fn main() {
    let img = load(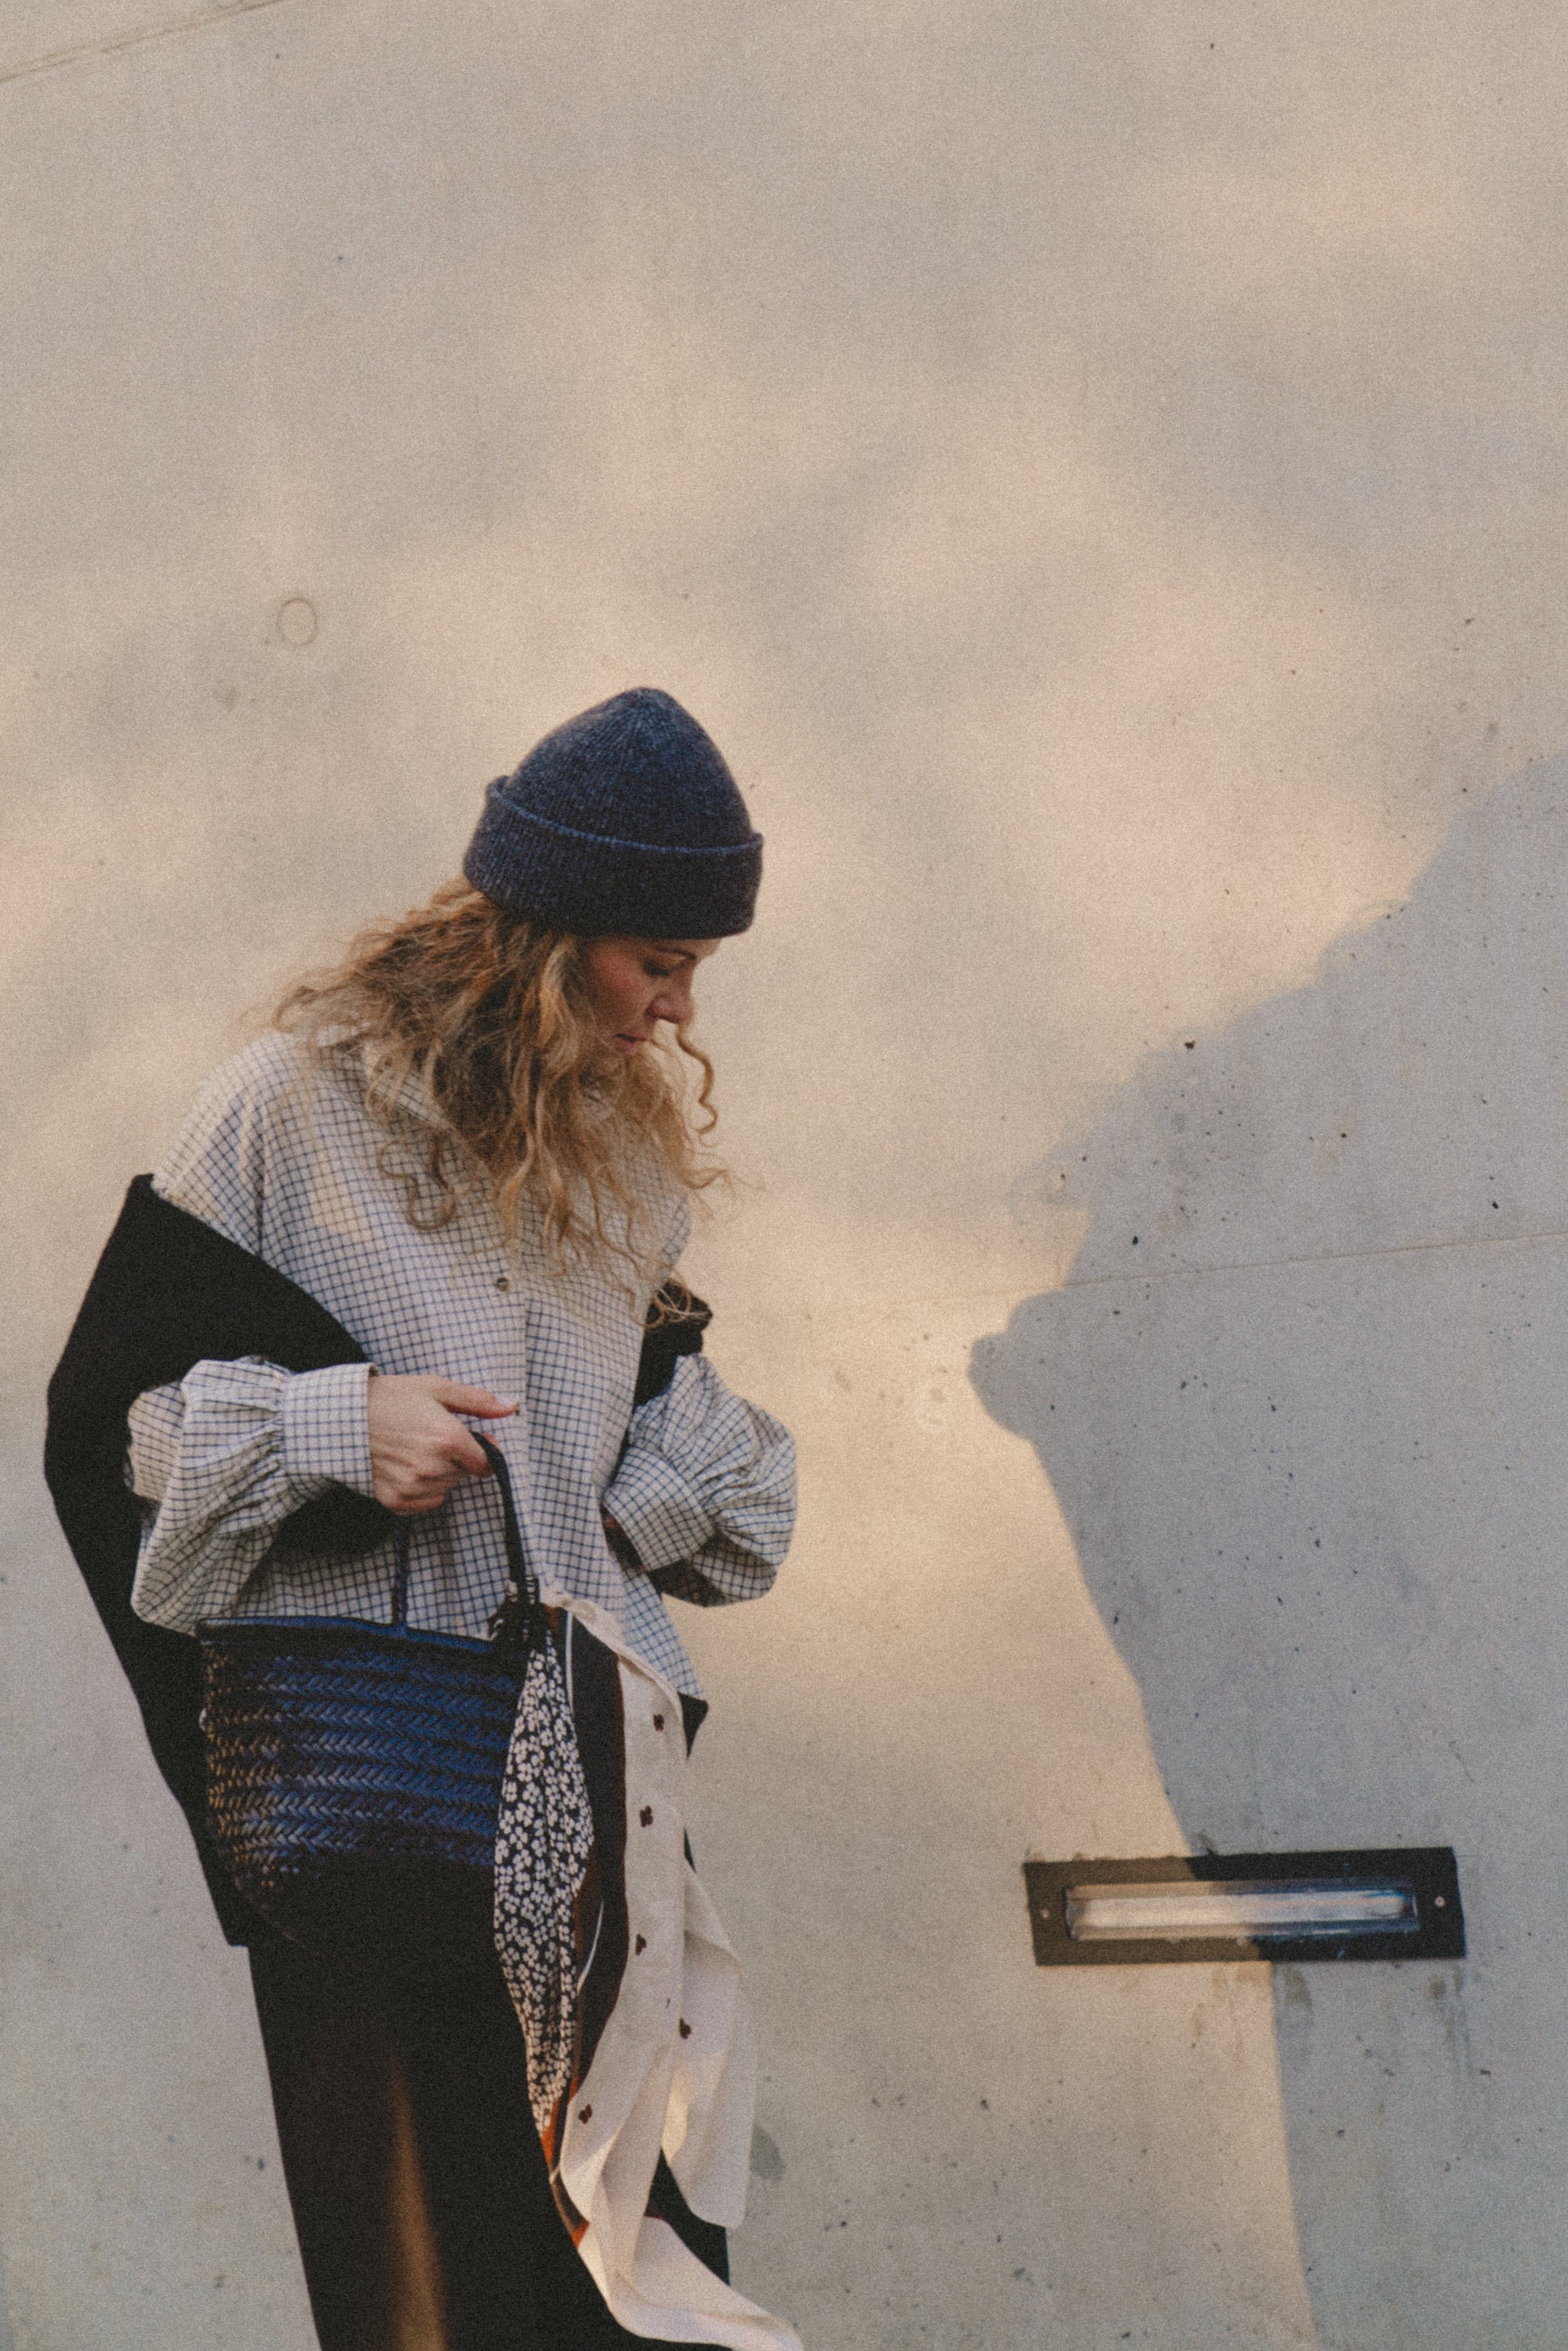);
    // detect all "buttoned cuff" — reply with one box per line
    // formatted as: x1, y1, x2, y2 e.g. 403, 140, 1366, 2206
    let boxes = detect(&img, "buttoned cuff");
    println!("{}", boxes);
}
603, 1447, 714, 1572
277, 1362, 376, 1499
